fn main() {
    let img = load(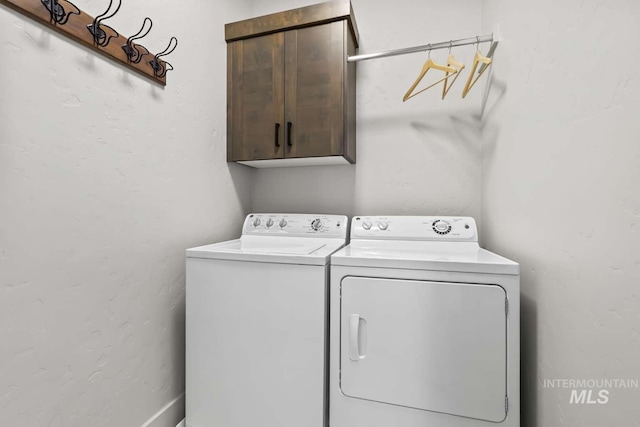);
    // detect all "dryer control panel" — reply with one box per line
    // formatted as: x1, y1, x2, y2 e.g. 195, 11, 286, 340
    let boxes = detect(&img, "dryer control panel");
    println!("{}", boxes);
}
242, 213, 348, 238
351, 216, 477, 242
